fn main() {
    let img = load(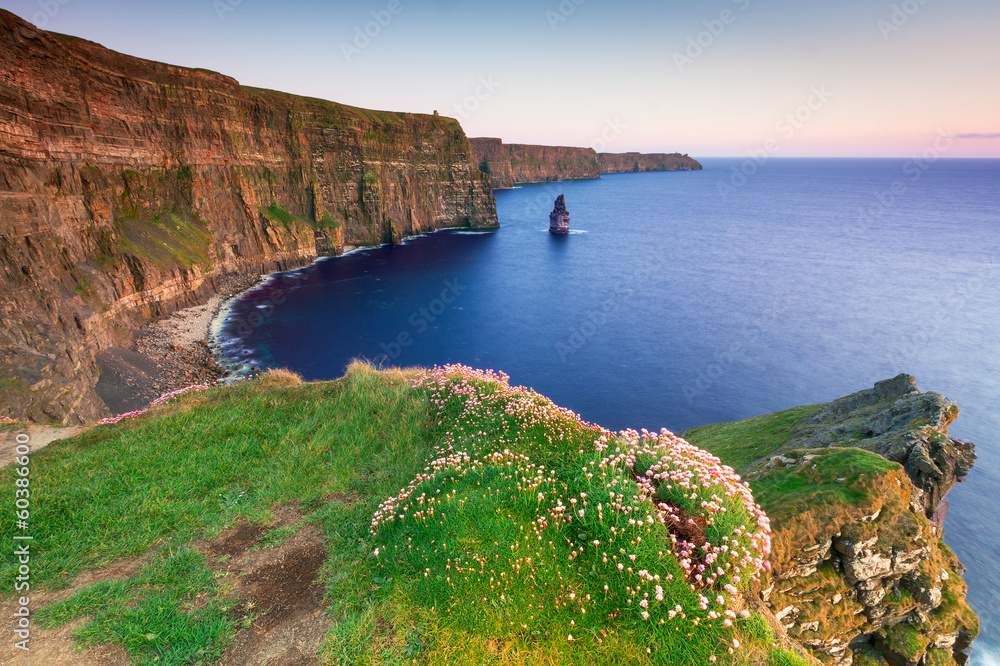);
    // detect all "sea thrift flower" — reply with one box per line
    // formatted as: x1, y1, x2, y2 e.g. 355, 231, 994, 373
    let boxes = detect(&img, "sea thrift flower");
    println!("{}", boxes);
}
369, 364, 773, 651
